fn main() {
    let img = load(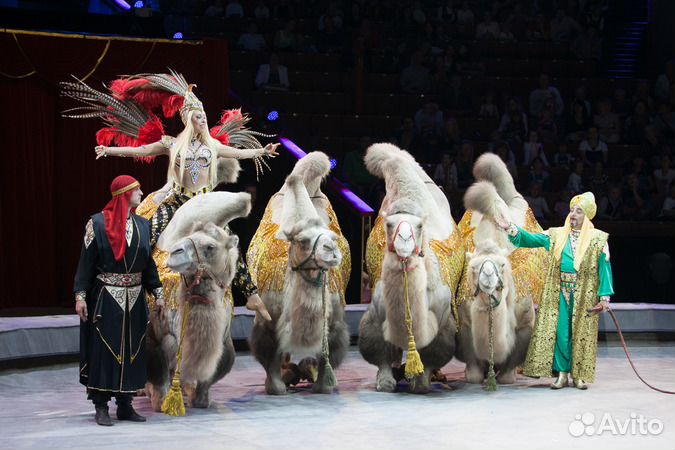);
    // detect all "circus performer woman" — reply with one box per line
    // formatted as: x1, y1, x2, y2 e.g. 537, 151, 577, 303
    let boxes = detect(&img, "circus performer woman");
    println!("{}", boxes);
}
61, 71, 277, 319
